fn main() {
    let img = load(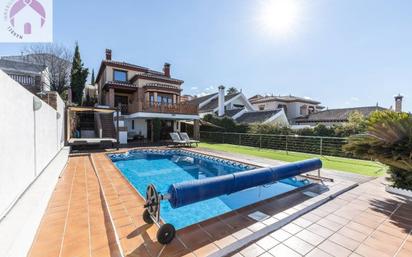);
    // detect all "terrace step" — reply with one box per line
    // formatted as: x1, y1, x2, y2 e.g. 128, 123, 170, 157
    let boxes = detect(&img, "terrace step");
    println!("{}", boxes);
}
100, 113, 115, 138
